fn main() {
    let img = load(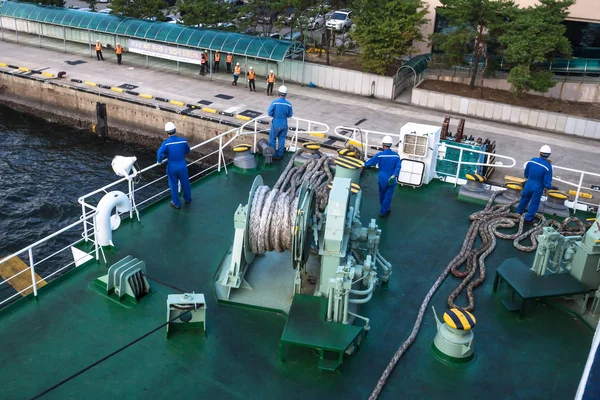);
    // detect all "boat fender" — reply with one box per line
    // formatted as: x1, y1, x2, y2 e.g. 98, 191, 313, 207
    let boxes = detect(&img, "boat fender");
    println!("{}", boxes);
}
96, 191, 131, 247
